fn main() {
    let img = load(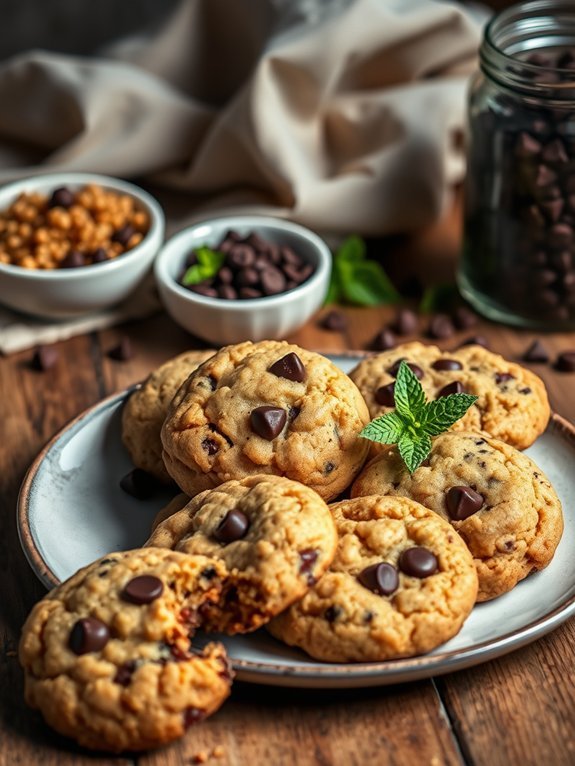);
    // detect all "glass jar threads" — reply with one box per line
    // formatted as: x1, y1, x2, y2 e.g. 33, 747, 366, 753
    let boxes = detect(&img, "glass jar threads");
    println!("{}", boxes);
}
459, 0, 575, 329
